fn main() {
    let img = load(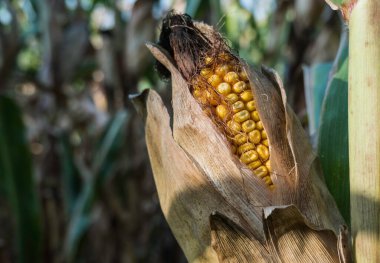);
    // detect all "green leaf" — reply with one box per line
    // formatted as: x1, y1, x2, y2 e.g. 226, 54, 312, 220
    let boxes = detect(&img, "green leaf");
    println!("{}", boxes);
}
303, 62, 333, 137
0, 96, 42, 263
59, 133, 83, 215
317, 32, 350, 224
65, 110, 128, 262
